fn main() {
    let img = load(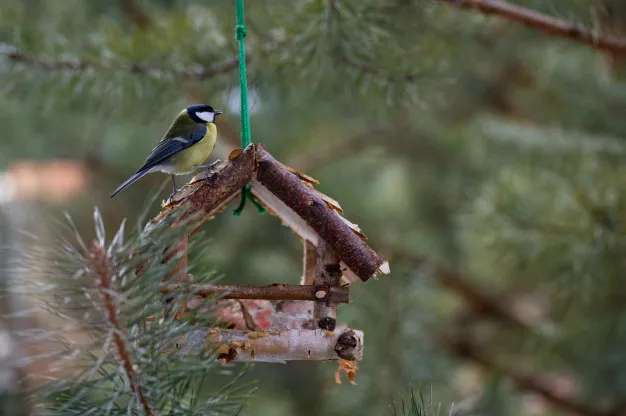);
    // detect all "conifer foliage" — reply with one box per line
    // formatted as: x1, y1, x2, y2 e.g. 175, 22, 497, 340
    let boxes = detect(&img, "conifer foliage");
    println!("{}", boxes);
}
9, 209, 251, 415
